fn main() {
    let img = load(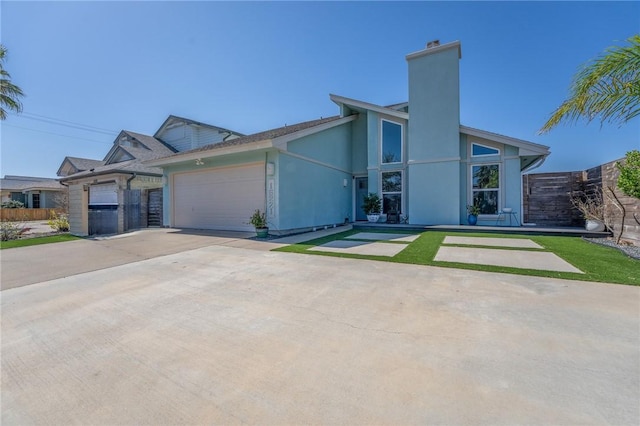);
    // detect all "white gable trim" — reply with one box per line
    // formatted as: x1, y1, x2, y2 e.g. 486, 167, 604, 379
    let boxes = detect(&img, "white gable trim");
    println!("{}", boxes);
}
272, 115, 357, 149
460, 125, 550, 156
330, 94, 409, 120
